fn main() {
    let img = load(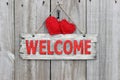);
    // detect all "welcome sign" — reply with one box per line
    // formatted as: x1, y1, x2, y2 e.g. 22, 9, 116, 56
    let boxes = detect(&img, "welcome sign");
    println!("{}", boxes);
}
20, 34, 97, 60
